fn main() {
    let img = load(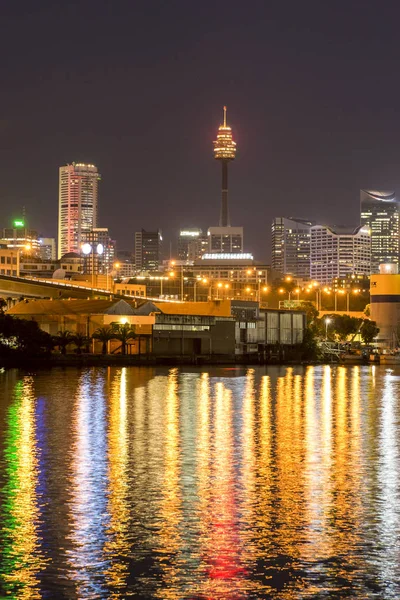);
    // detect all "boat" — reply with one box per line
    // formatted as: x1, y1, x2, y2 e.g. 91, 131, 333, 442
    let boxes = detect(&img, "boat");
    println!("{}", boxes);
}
379, 354, 400, 365
340, 352, 366, 364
